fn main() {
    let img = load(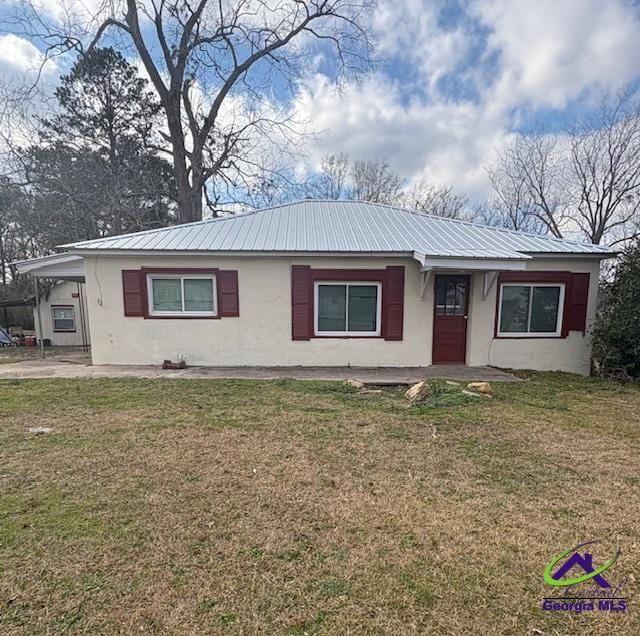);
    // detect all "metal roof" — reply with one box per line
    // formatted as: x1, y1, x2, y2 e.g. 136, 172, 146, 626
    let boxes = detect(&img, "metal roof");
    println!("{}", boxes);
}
62, 200, 614, 258
12, 253, 86, 280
